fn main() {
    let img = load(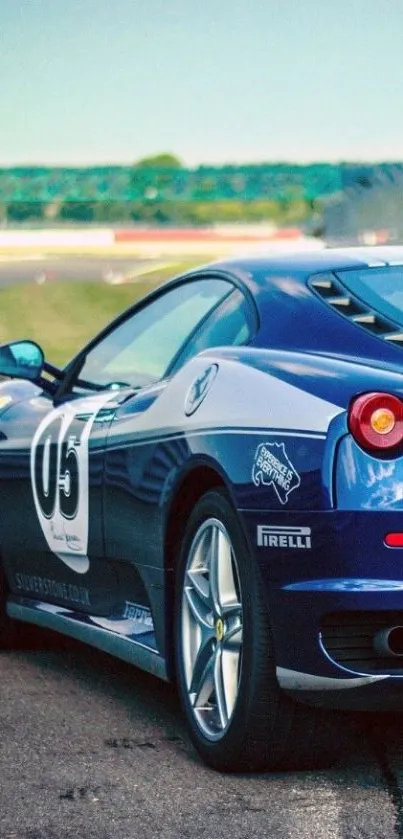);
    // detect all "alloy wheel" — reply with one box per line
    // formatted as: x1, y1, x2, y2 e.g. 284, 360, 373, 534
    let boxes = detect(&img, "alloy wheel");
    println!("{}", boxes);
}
180, 517, 243, 740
